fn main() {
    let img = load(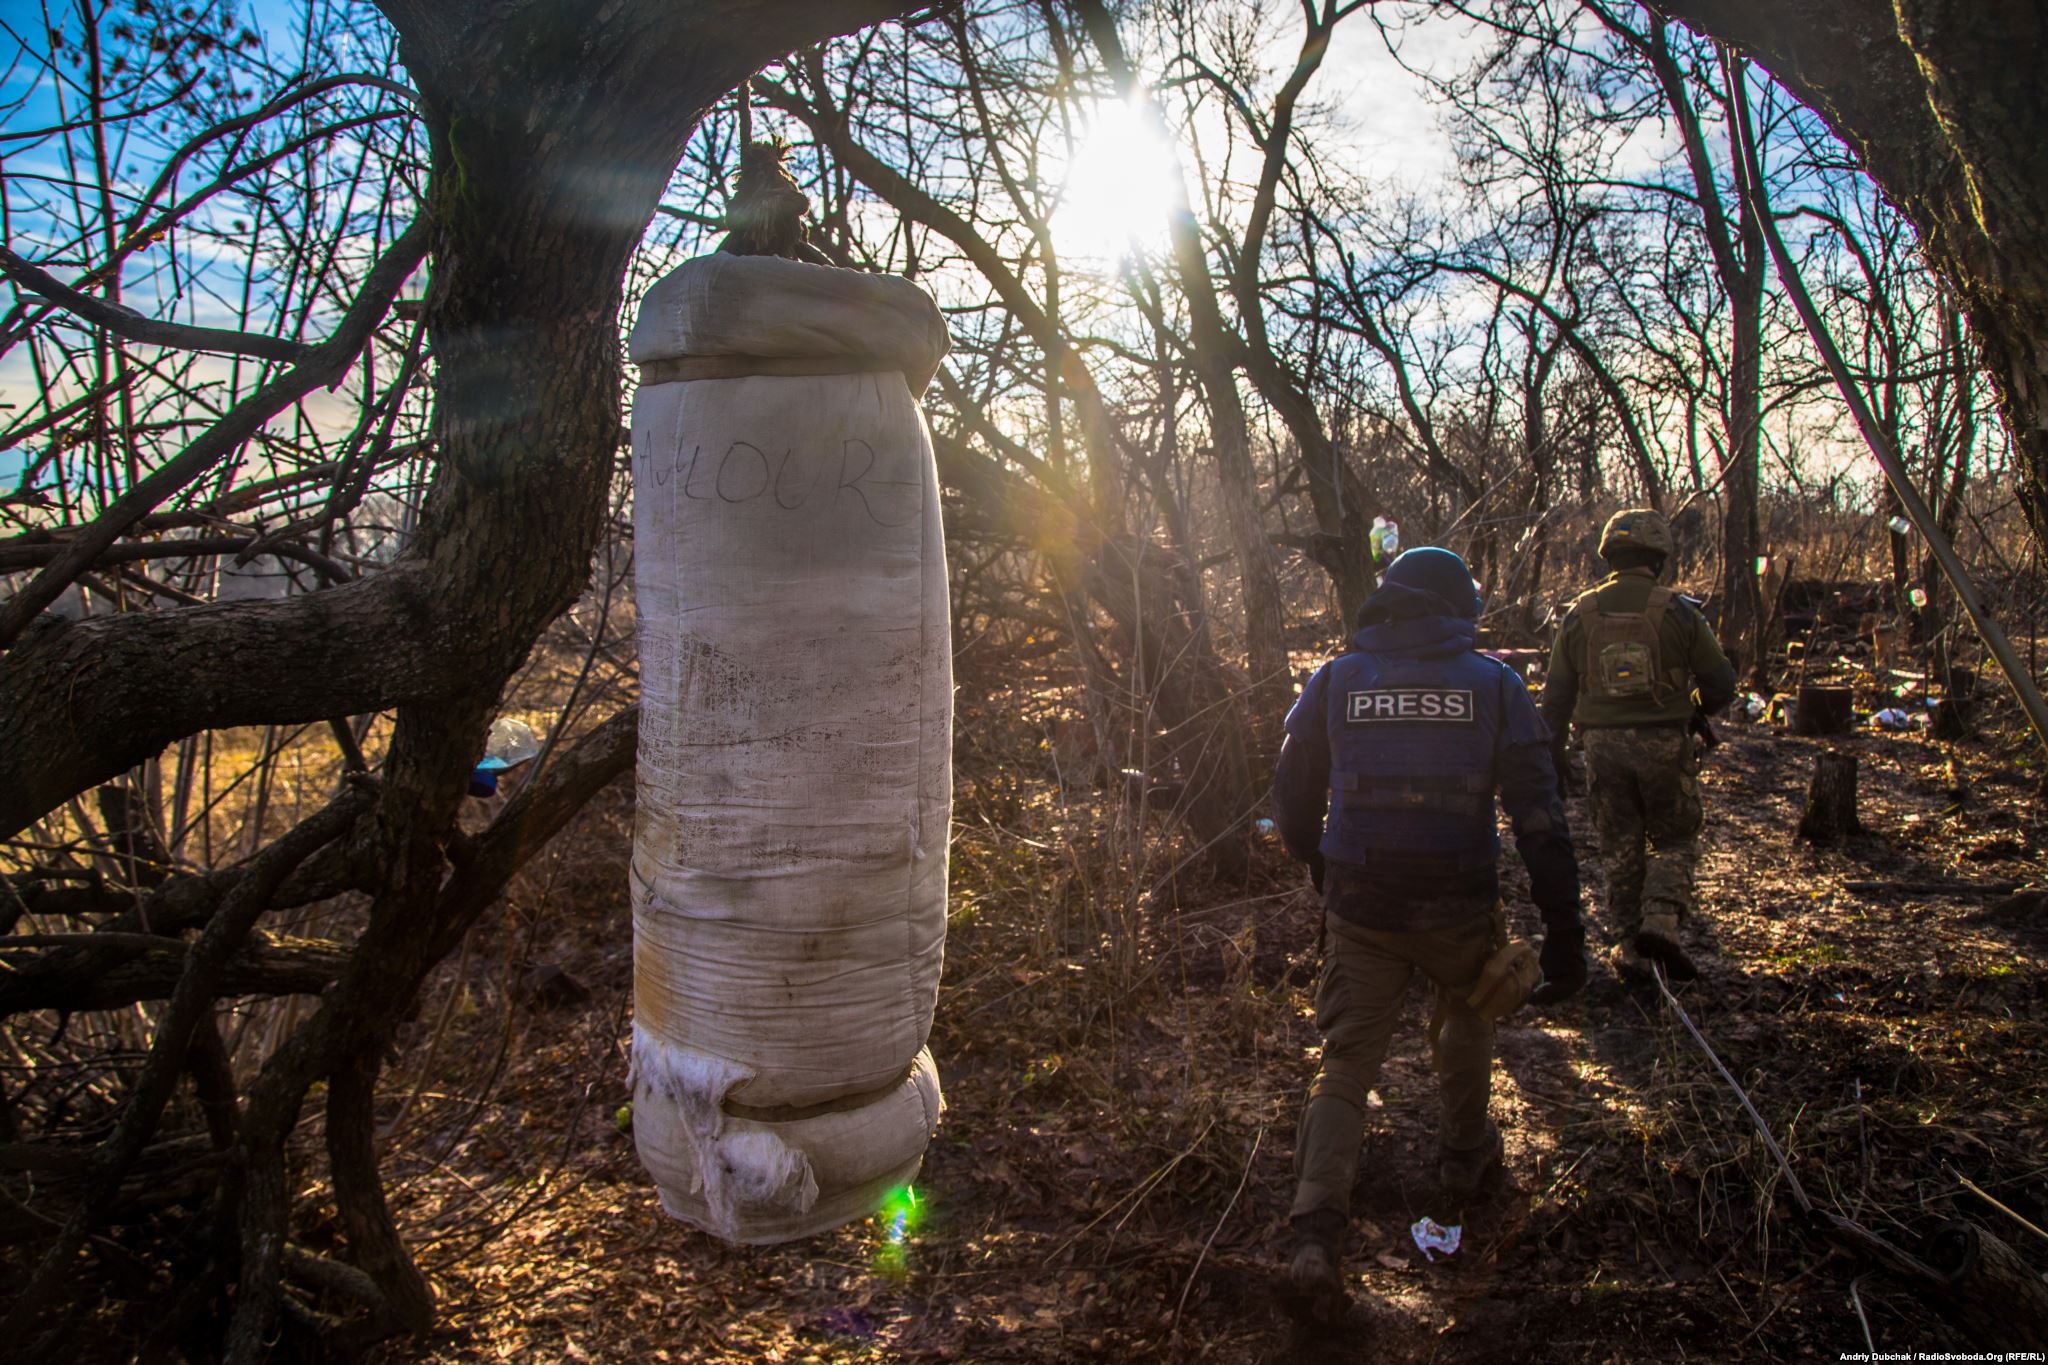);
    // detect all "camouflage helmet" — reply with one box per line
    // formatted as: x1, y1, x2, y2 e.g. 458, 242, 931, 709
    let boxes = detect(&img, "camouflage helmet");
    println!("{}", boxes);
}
1597, 508, 1672, 560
